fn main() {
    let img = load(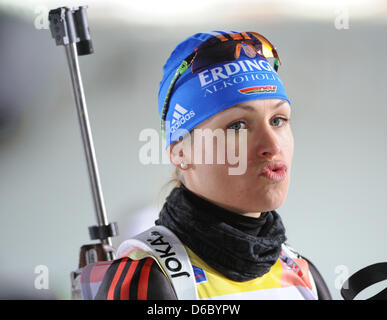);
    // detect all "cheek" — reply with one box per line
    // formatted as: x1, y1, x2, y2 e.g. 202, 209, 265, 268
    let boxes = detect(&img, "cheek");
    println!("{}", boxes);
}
282, 130, 295, 162
192, 136, 230, 178
224, 131, 248, 163
198, 132, 231, 164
